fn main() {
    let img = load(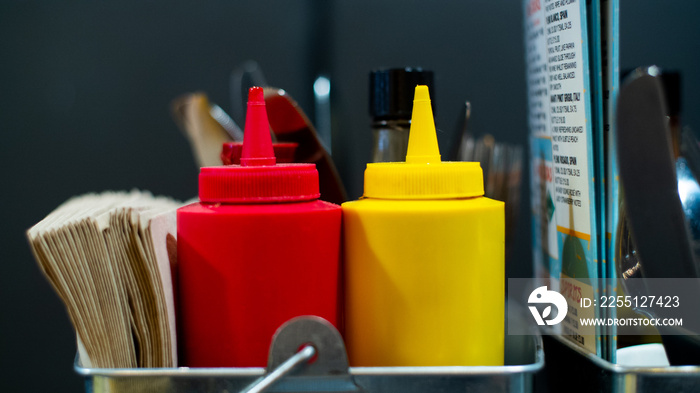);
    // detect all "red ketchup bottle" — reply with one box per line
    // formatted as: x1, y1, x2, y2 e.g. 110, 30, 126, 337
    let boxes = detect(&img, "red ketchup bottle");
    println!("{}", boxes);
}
177, 87, 342, 367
